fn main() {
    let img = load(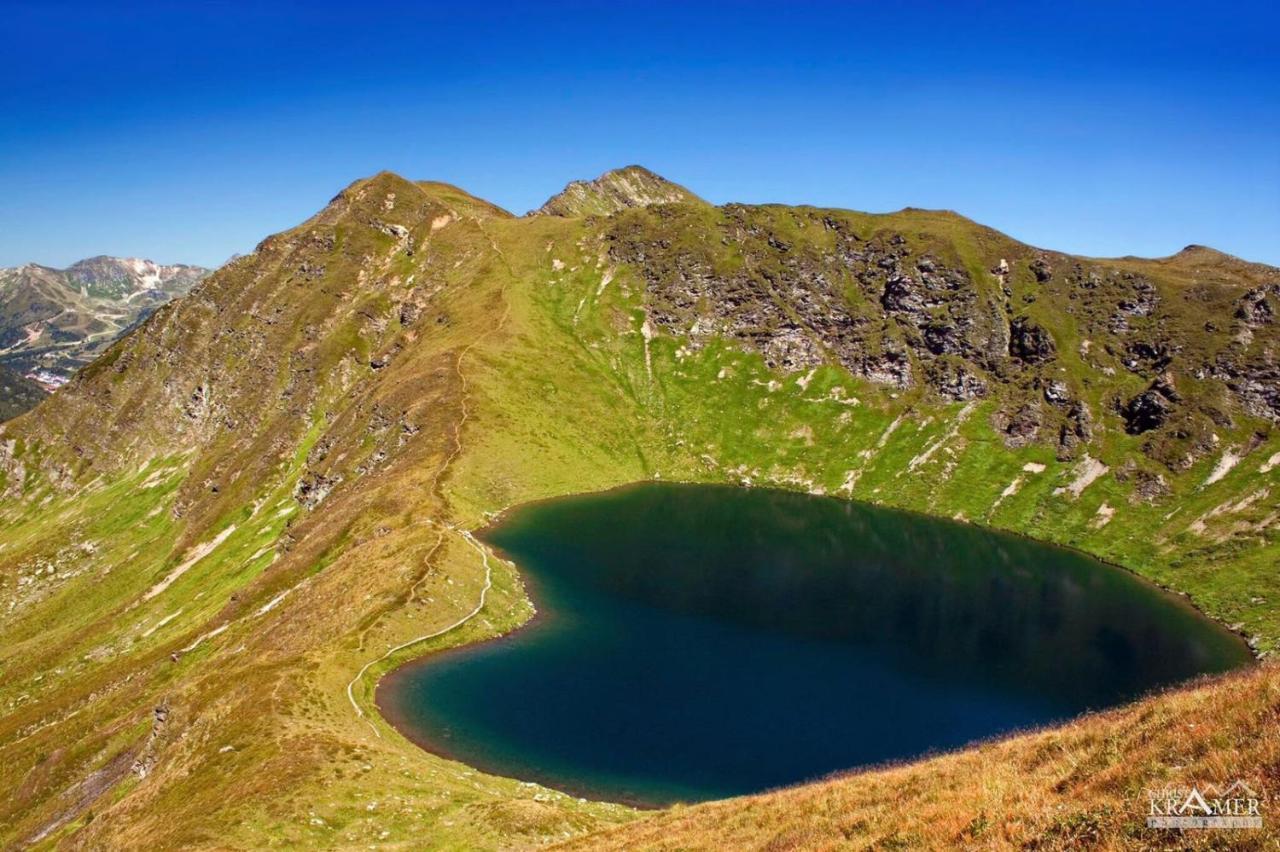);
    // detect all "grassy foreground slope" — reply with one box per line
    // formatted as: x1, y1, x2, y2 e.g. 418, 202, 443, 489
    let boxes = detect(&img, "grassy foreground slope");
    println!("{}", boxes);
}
0, 365, 46, 420
0, 169, 1276, 849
